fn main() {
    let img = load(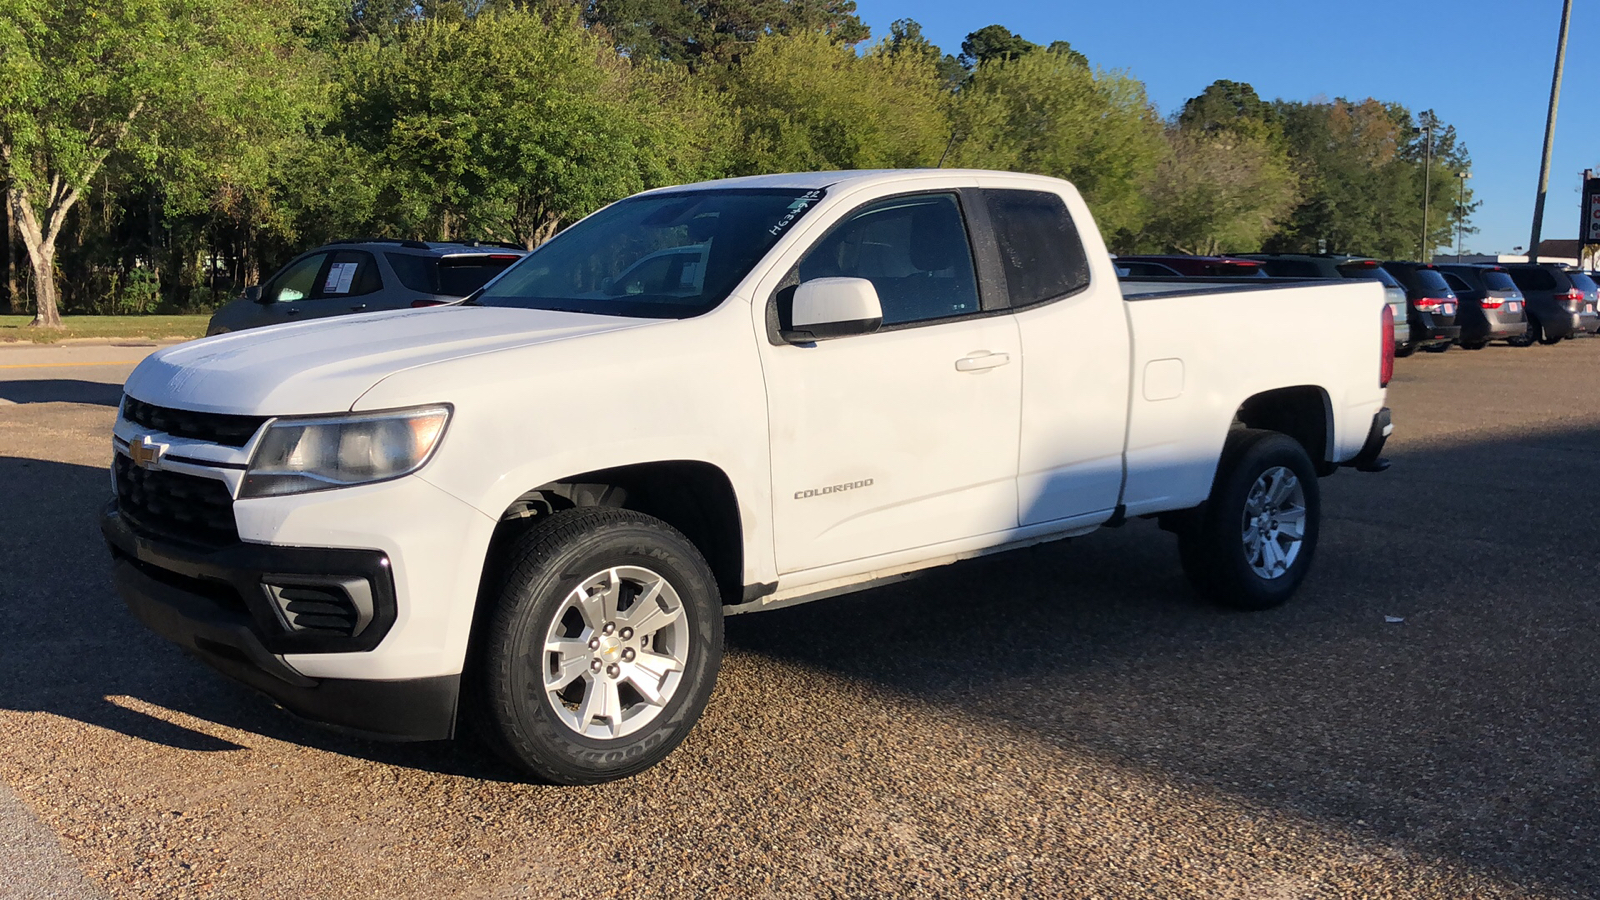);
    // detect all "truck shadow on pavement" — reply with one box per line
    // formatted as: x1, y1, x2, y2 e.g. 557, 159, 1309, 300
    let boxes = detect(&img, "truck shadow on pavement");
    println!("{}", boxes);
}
0, 455, 520, 782
0, 379, 123, 407
2, 421, 1598, 892
724, 422, 1600, 896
